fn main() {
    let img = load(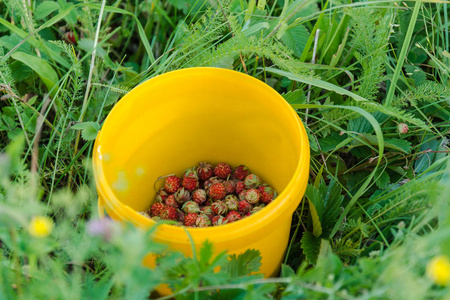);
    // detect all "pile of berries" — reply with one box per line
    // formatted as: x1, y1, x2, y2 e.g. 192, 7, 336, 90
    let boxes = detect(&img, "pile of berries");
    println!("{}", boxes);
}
141, 162, 277, 228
